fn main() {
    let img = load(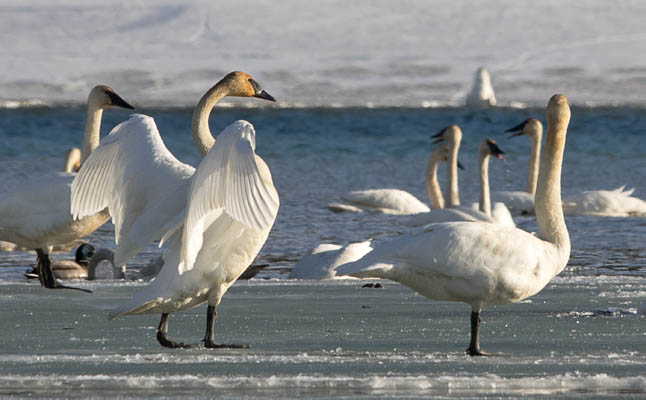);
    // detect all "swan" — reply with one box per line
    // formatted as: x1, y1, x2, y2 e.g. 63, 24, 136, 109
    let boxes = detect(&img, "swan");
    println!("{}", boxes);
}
63, 148, 82, 173
337, 94, 572, 356
492, 118, 543, 216
328, 190, 429, 215
406, 127, 512, 226
465, 67, 496, 107
0, 85, 133, 291
562, 186, 646, 216
288, 240, 373, 280
71, 71, 279, 348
